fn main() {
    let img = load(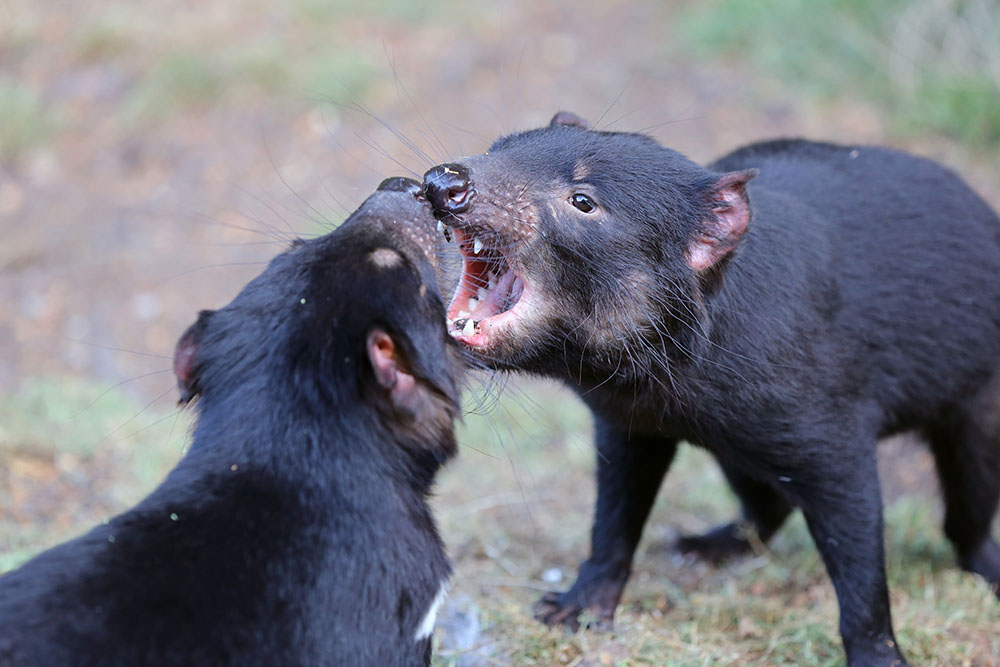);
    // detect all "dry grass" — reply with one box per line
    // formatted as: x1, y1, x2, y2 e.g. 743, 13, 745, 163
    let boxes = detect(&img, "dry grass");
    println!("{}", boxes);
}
428, 378, 1000, 665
